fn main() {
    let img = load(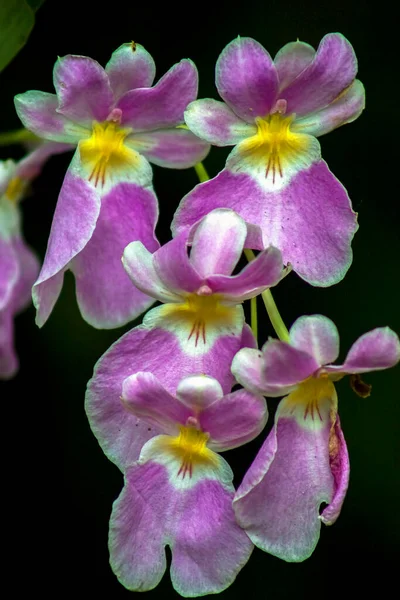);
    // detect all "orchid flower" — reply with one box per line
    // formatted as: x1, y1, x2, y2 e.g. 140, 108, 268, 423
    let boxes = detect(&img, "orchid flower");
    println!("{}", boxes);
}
109, 372, 267, 596
231, 315, 400, 561
85, 208, 285, 470
173, 33, 364, 286
14, 42, 209, 328
0, 142, 69, 377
